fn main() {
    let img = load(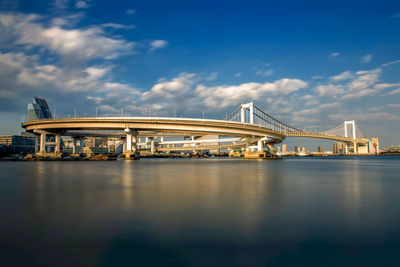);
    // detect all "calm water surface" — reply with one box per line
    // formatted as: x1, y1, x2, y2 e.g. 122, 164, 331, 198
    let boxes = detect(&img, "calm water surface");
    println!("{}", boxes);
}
0, 156, 399, 266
